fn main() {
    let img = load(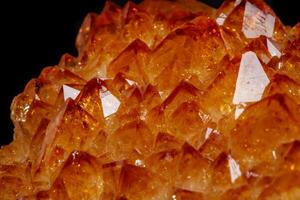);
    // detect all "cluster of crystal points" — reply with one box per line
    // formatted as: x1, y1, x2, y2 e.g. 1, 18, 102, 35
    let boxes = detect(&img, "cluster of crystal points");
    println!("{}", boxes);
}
1, 0, 300, 199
